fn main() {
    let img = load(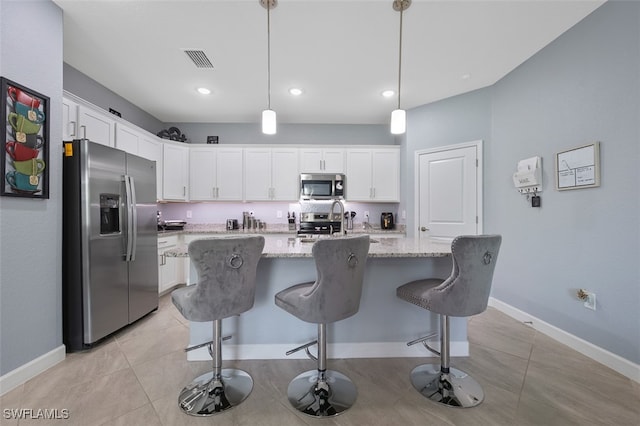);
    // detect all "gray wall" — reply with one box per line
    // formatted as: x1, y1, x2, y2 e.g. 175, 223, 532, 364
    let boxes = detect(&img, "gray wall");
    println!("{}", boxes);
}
0, 0, 63, 375
63, 63, 164, 135
163, 122, 397, 146
402, 87, 493, 235
404, 1, 639, 363
488, 1, 639, 363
